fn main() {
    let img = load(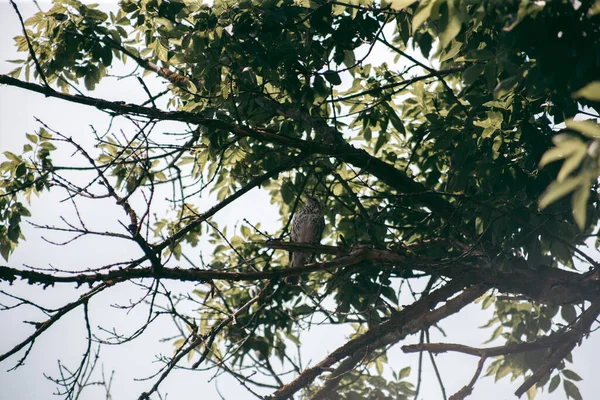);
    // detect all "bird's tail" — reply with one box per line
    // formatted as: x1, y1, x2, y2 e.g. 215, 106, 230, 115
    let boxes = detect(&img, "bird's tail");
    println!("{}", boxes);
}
291, 252, 309, 269
286, 252, 309, 285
